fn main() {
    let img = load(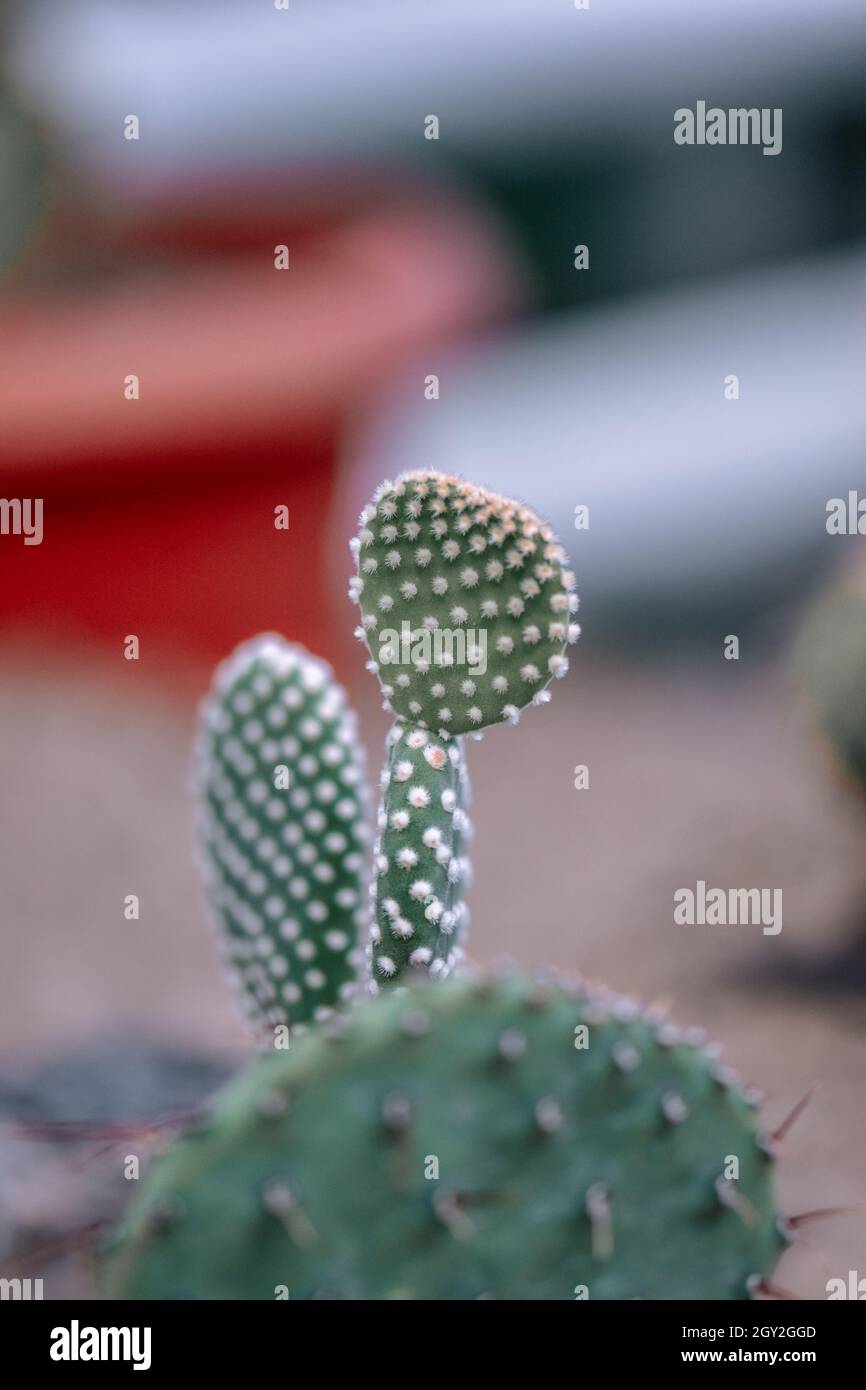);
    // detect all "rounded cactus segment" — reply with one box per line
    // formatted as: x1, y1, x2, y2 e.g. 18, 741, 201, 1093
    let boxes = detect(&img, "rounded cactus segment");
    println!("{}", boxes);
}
350, 471, 579, 735
104, 975, 782, 1300
195, 634, 369, 1035
369, 724, 471, 988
